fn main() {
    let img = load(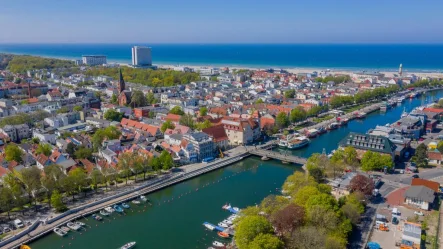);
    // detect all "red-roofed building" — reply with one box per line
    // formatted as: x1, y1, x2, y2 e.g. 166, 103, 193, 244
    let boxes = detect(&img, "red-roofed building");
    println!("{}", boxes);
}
411, 178, 440, 192
428, 150, 442, 165
202, 124, 229, 150
165, 113, 181, 124
120, 118, 162, 140
260, 114, 275, 130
